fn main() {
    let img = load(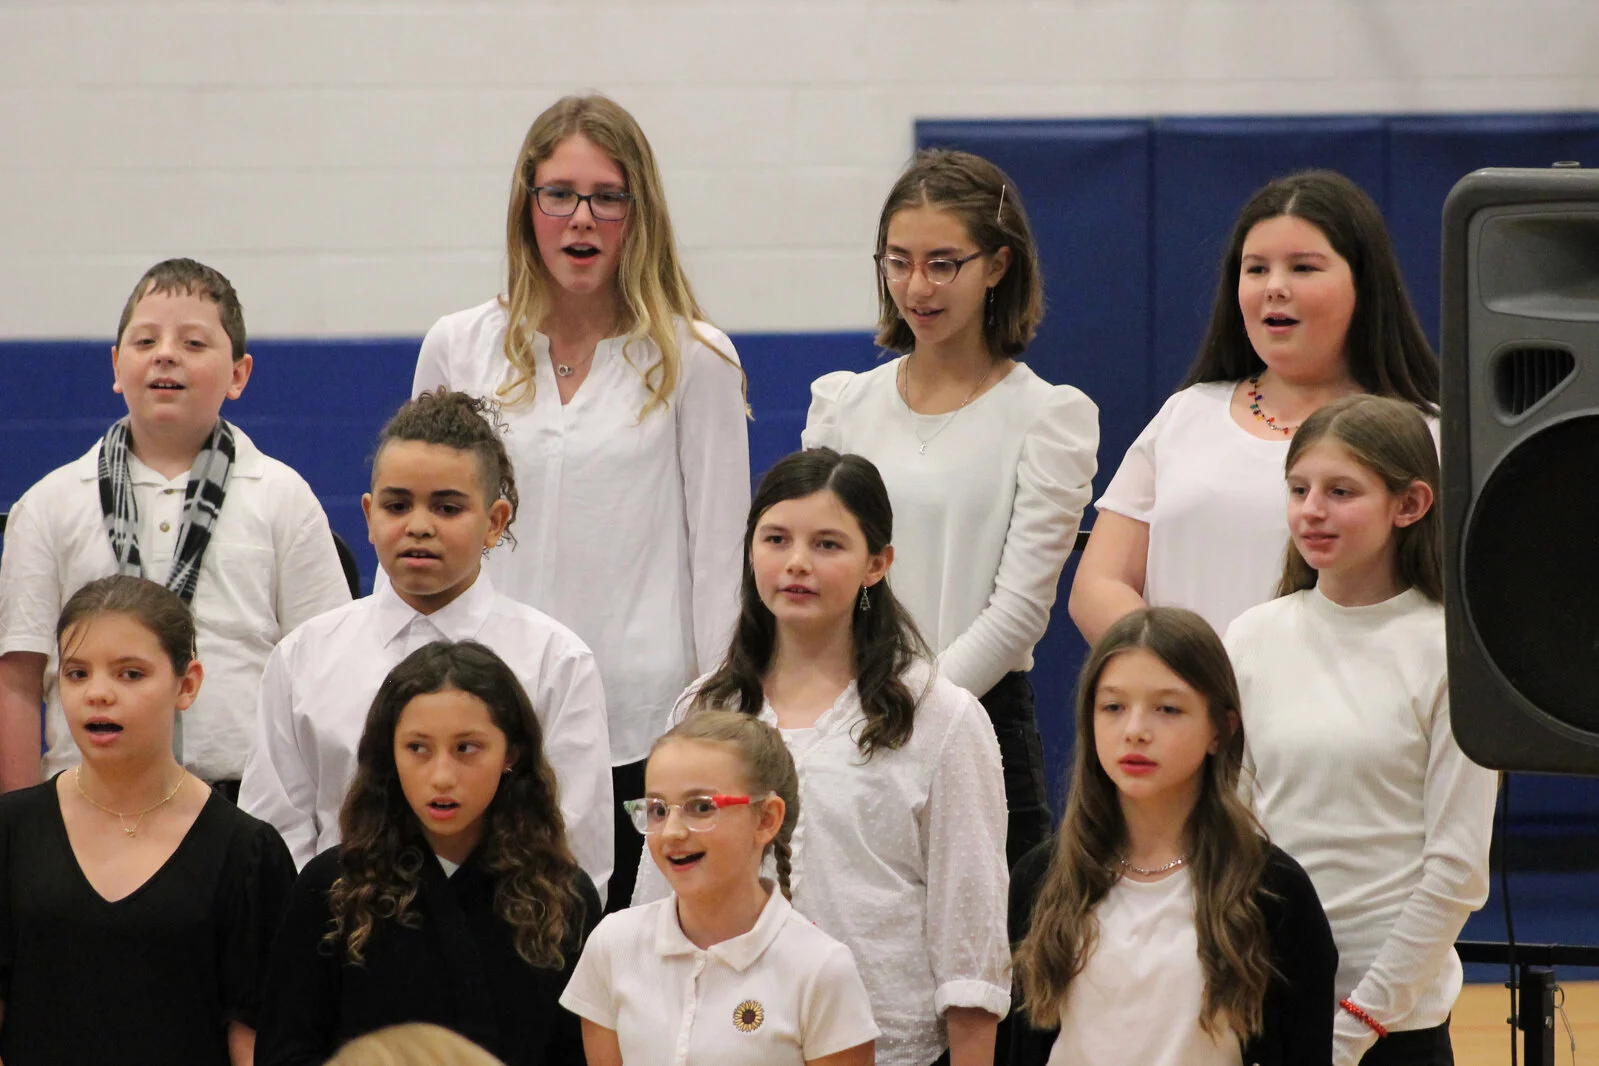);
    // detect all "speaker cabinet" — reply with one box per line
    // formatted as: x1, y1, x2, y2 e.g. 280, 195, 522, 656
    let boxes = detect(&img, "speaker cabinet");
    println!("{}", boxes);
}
1442, 165, 1599, 774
